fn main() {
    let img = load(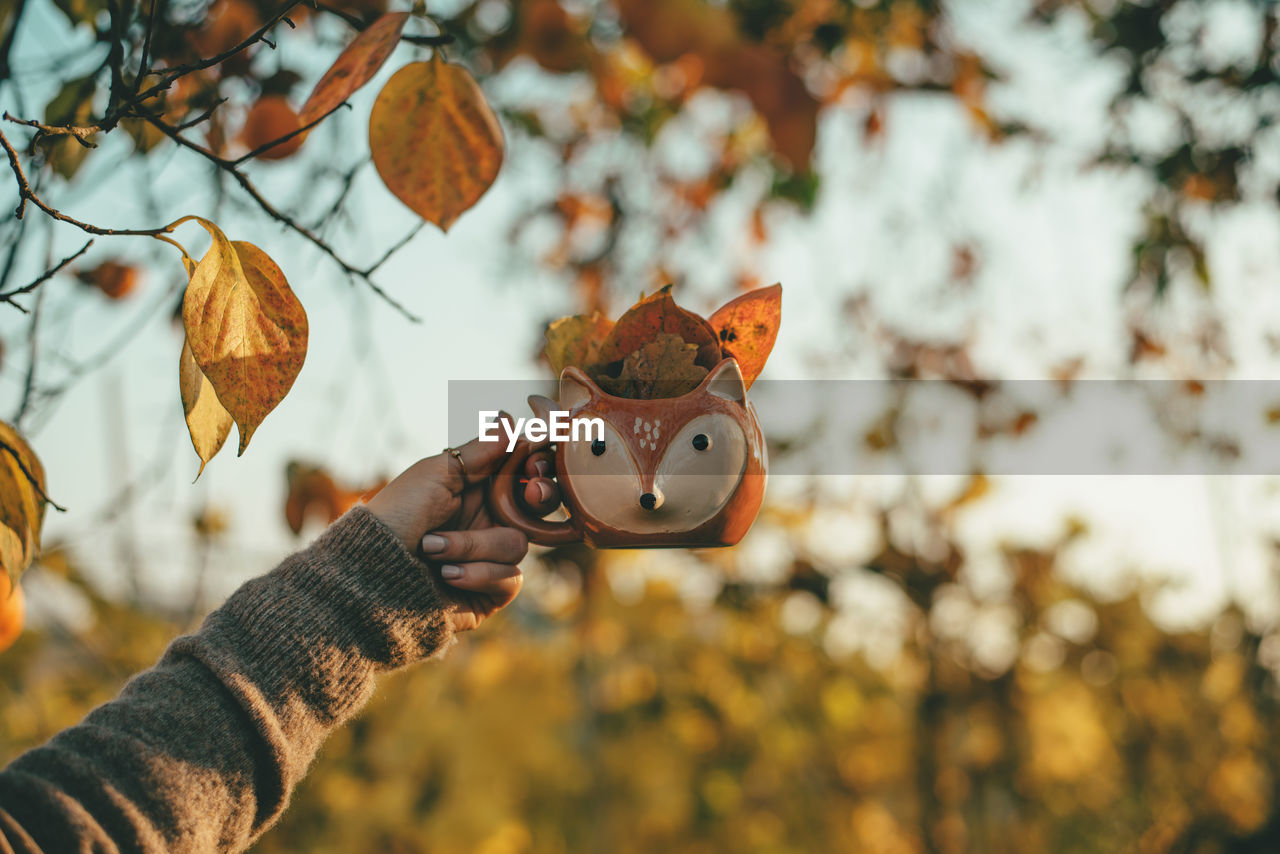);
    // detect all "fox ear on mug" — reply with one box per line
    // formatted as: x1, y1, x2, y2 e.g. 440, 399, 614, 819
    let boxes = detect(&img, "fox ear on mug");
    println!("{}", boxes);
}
558, 366, 597, 410
527, 393, 556, 423
704, 359, 746, 403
